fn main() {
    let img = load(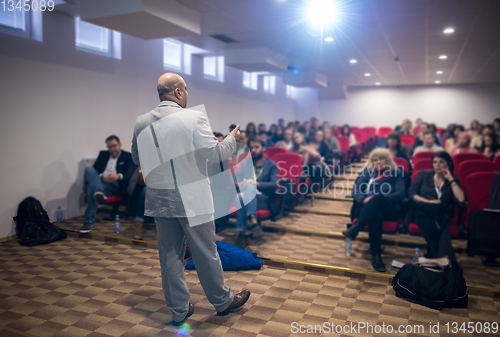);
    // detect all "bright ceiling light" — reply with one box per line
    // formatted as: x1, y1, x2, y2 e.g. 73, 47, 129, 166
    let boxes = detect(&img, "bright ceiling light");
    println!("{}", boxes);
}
436, 71, 443, 74
443, 28, 454, 34
375, 82, 381, 86
439, 55, 447, 59
307, 0, 337, 27
364, 73, 371, 77
435, 81, 441, 84
324, 37, 334, 42
349, 59, 357, 64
